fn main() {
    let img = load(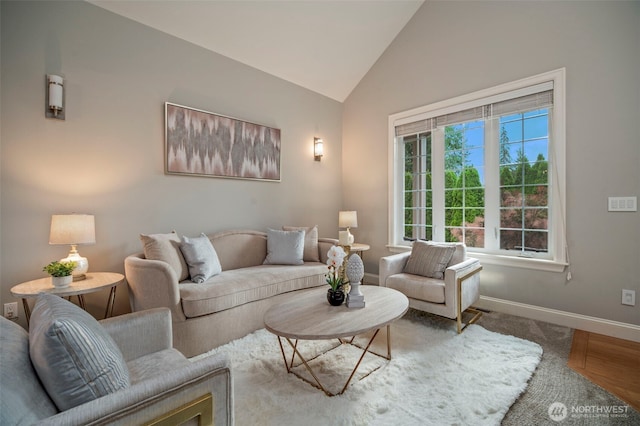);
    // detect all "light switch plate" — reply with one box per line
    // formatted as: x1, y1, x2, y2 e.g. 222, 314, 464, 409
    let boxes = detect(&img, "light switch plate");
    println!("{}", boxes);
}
608, 196, 637, 212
